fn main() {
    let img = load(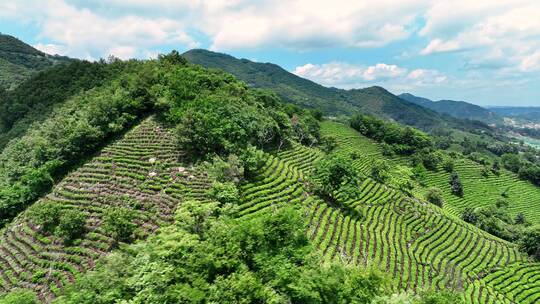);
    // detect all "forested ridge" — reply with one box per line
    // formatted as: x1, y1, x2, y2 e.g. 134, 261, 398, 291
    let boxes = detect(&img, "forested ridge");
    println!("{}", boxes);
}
2, 45, 540, 304
0, 34, 71, 90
